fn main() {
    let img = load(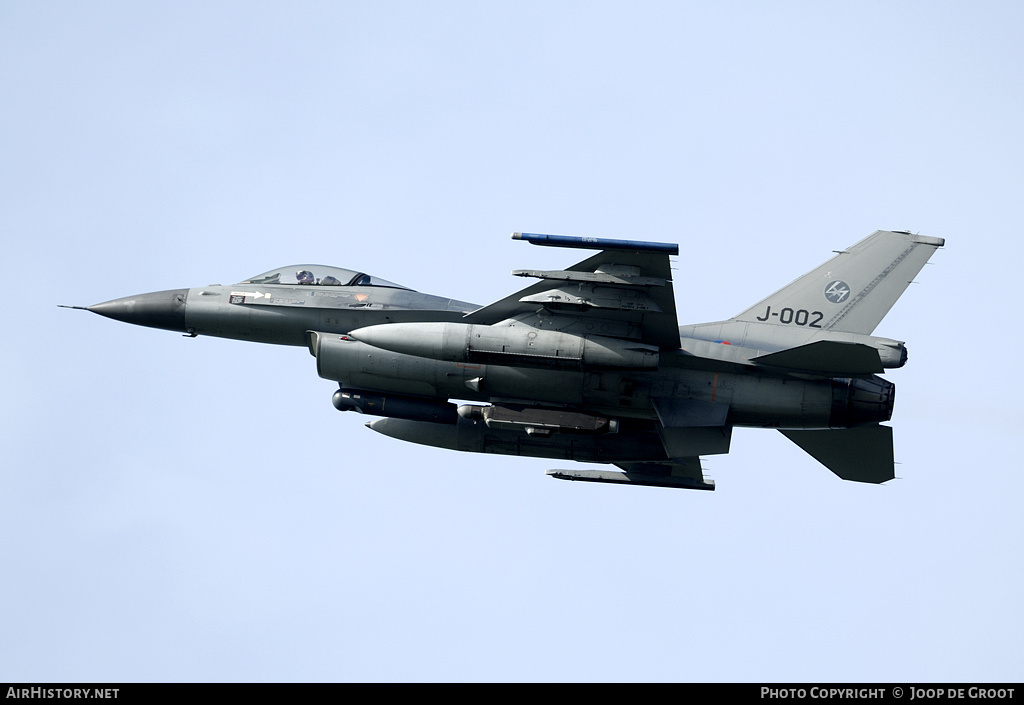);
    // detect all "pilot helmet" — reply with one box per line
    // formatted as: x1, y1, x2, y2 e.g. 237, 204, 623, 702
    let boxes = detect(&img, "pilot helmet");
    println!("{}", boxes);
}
296, 270, 315, 284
